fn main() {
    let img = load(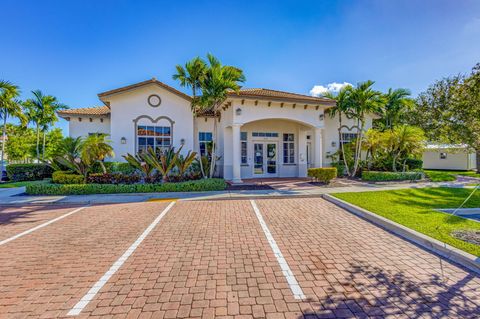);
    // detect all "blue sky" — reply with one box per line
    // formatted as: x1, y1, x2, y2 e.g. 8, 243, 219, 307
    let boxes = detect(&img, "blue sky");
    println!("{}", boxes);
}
1, 0, 479, 134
